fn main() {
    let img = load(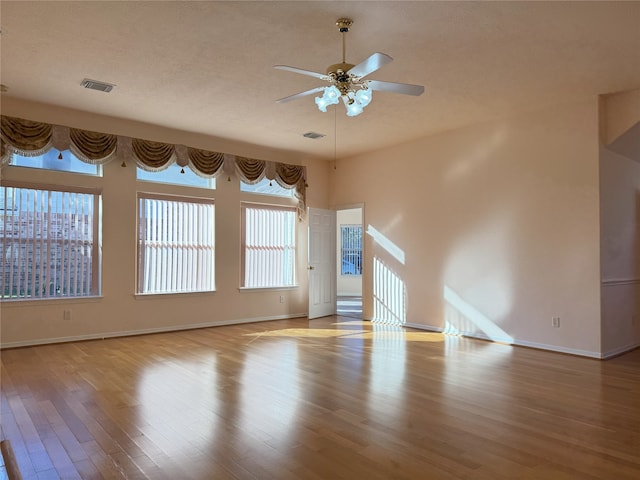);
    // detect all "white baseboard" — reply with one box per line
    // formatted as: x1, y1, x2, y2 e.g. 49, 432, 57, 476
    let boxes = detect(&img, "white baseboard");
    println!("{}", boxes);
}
601, 342, 640, 359
403, 322, 604, 359
0, 313, 307, 349
601, 278, 640, 287
337, 317, 637, 359
9, 314, 636, 359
